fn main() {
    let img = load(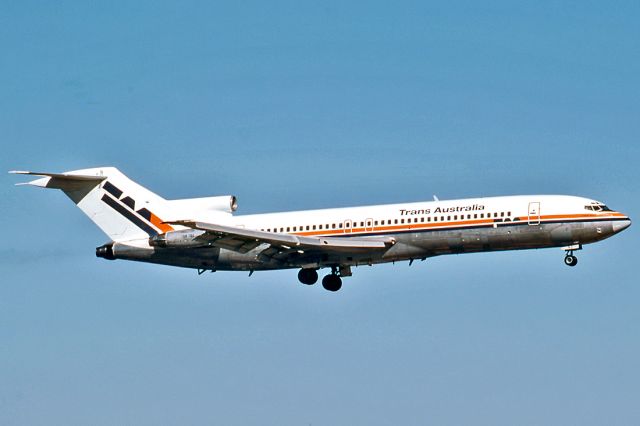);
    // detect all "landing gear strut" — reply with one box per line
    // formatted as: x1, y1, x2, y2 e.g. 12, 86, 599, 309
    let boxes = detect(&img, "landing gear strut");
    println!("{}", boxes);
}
563, 244, 581, 267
